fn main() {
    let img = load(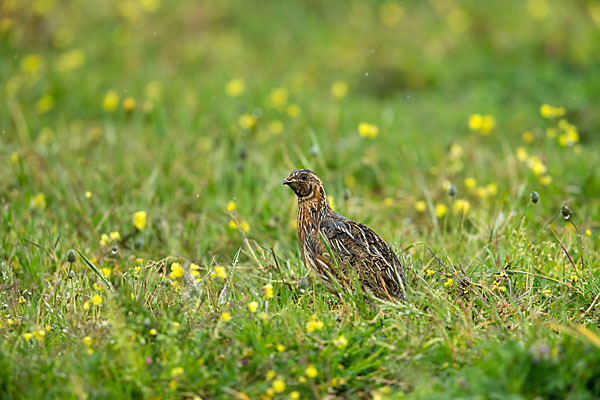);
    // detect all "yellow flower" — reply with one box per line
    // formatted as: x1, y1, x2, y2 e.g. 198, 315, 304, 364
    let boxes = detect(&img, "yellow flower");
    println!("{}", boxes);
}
468, 114, 482, 131
263, 283, 274, 299
11, 152, 19, 164
493, 285, 507, 292
522, 131, 534, 143
83, 336, 93, 347
435, 204, 447, 218
272, 378, 286, 393
383, 197, 393, 207
228, 220, 238, 230
305, 365, 318, 378
240, 220, 250, 232
269, 87, 288, 109
247, 301, 259, 313
100, 233, 110, 246
33, 330, 45, 340
453, 199, 470, 214
21, 54, 44, 75
333, 335, 348, 348
109, 231, 121, 241
298, 376, 307, 383
238, 113, 257, 130
414, 200, 426, 212
18, 296, 26, 304
571, 275, 578, 284
487, 183, 498, 196
474, 187, 486, 199
290, 391, 300, 400
449, 143, 463, 159
306, 319, 324, 333
444, 278, 454, 287
169, 263, 184, 280
83, 301, 90, 311
464, 177, 477, 189
426, 269, 435, 276
55, 49, 85, 72
259, 312, 269, 322
516, 147, 528, 162
531, 160, 546, 176
149, 328, 157, 336
85, 191, 92, 199
31, 193, 47, 209
221, 312, 231, 322
92, 294, 102, 305
225, 78, 245, 97
276, 344, 285, 352
469, 114, 495, 135
358, 122, 378, 139
23, 332, 34, 341
268, 120, 284, 135
133, 210, 147, 231
123, 97, 136, 111
540, 104, 565, 118
36, 94, 54, 114
214, 266, 227, 279
330, 81, 348, 99
266, 370, 276, 380
286, 104, 301, 118
103, 90, 119, 111
585, 229, 592, 237
480, 115, 496, 134
566, 129, 580, 143
227, 201, 236, 212
101, 268, 111, 278
171, 366, 184, 378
